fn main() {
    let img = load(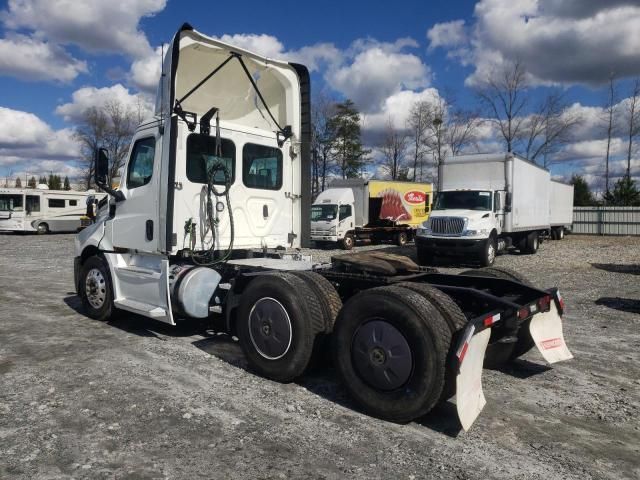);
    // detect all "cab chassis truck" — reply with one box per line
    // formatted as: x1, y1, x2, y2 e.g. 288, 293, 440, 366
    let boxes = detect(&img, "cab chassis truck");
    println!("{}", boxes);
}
74, 24, 572, 430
